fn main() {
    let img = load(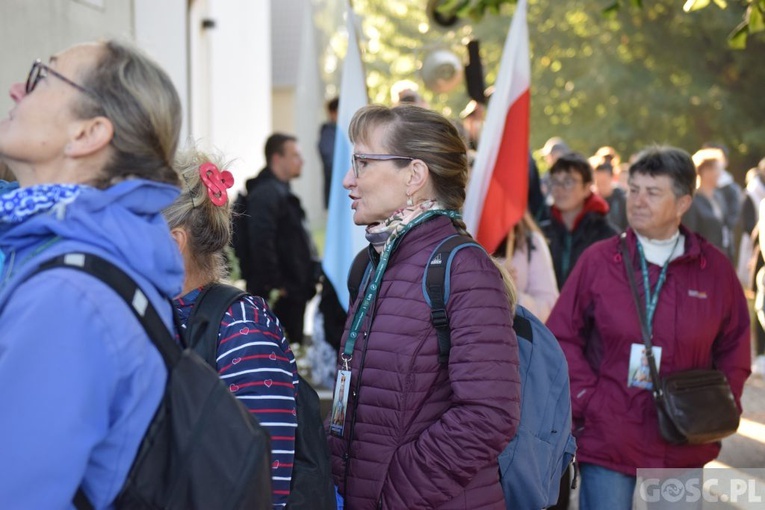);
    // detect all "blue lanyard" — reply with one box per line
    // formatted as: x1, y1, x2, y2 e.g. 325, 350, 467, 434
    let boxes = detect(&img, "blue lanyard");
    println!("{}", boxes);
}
342, 209, 461, 368
635, 237, 680, 337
